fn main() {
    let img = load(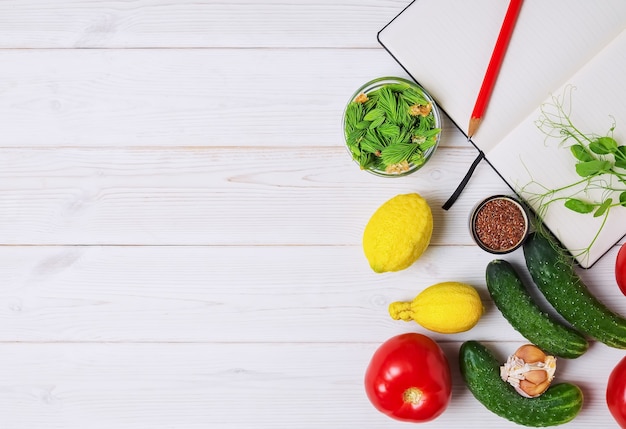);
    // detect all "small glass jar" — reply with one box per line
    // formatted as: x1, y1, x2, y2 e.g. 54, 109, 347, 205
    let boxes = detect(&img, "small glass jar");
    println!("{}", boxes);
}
342, 76, 442, 177
469, 195, 530, 254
